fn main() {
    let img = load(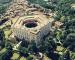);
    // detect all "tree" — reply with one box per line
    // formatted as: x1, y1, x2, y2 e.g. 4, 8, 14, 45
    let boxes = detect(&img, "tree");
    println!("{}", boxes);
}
54, 0, 74, 22
19, 46, 29, 57
0, 29, 5, 48
2, 49, 13, 60
28, 0, 55, 9
0, 0, 12, 15
21, 40, 29, 48
63, 51, 71, 60
5, 41, 12, 50
0, 47, 13, 60
63, 33, 75, 51
0, 6, 7, 15
28, 41, 39, 54
39, 36, 57, 53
